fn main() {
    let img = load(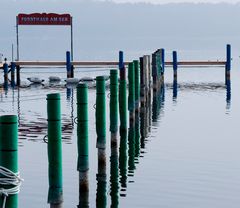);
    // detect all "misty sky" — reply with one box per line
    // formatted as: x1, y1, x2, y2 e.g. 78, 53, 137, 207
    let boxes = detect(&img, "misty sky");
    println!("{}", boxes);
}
108, 0, 240, 3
